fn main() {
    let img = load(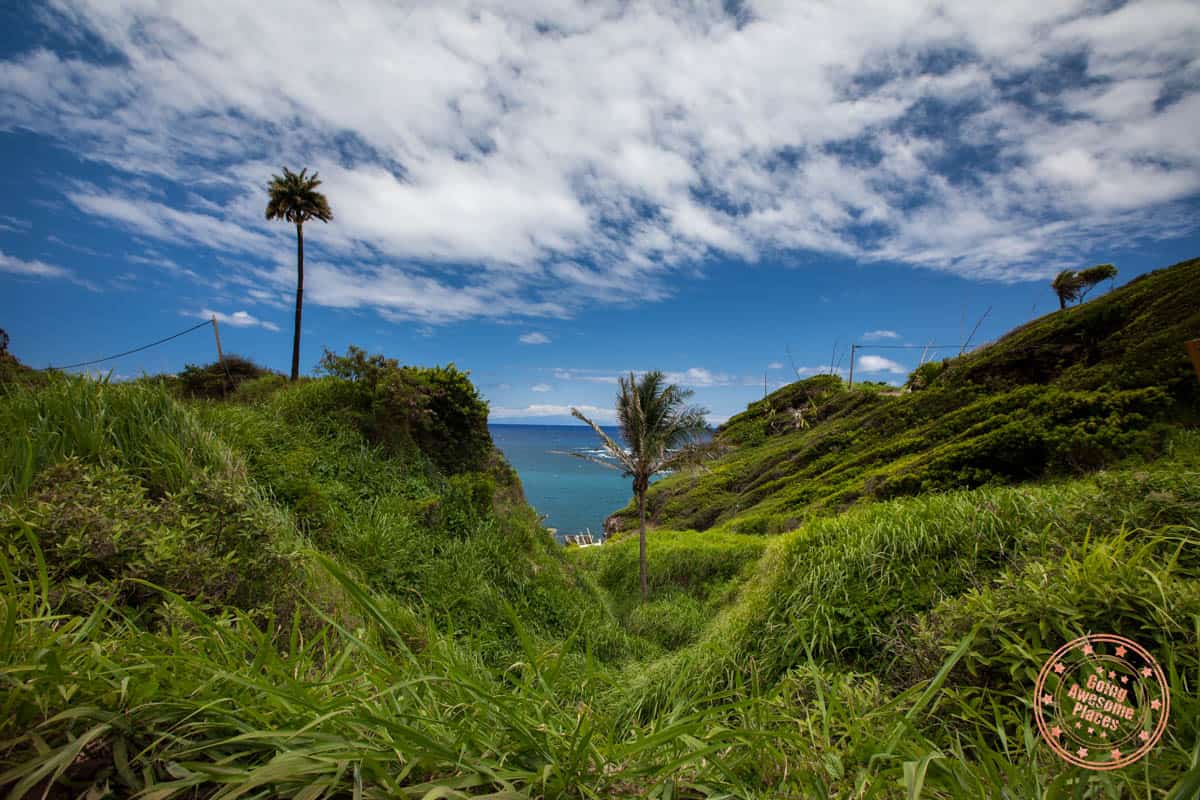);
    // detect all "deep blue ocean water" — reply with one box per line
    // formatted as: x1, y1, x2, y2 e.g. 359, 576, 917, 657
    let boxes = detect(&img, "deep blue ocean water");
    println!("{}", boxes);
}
489, 424, 631, 541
